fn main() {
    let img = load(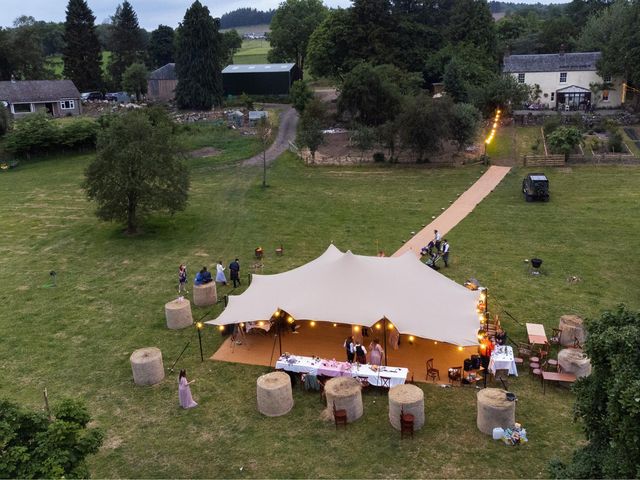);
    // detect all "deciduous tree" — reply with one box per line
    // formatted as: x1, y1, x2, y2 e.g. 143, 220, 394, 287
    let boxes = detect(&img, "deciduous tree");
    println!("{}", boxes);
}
148, 25, 174, 69
122, 62, 148, 101
0, 397, 103, 478
221, 29, 242, 66
84, 108, 189, 234
450, 103, 481, 150
174, 1, 224, 110
550, 305, 640, 479
268, 0, 327, 78
289, 79, 314, 113
63, 0, 103, 91
296, 97, 326, 162
546, 126, 582, 161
